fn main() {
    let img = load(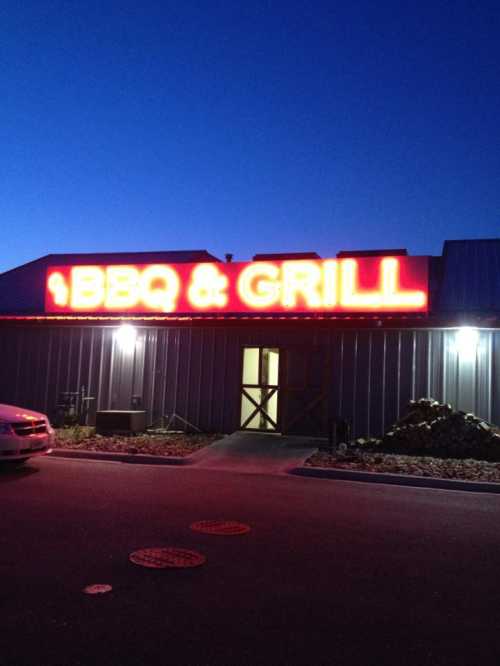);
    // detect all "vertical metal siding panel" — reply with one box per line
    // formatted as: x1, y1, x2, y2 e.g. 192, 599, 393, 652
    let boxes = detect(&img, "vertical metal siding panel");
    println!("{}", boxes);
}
457, 351, 476, 414
173, 329, 181, 417
2, 322, 497, 437
381, 332, 387, 433
414, 331, 429, 399
209, 329, 227, 432
428, 331, 444, 402
14, 328, 24, 404
65, 328, 73, 392
426, 333, 432, 397
491, 331, 500, 425
411, 331, 416, 400
398, 331, 415, 413
369, 331, 385, 438
107, 330, 117, 409
174, 329, 189, 427
443, 330, 458, 408
146, 328, 157, 422
159, 328, 169, 424
17, 328, 30, 406
86, 328, 95, 399
352, 332, 358, 437
96, 328, 105, 410
39, 328, 52, 412
132, 327, 146, 409
185, 328, 193, 427
208, 328, 216, 429
30, 329, 40, 409
330, 329, 344, 421
366, 332, 372, 436
0, 330, 9, 402
89, 328, 105, 409
188, 328, 204, 431
98, 329, 113, 411
163, 328, 178, 423
474, 330, 488, 419
76, 329, 84, 394
195, 329, 204, 429
144, 328, 158, 426
336, 331, 347, 423
50, 329, 62, 413
224, 328, 241, 433
355, 331, 371, 438
396, 331, 402, 419
33, 327, 45, 410
484, 331, 494, 421
339, 331, 357, 437
219, 330, 228, 431
43, 329, 53, 413
24, 329, 37, 407
384, 332, 400, 434
199, 328, 216, 431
